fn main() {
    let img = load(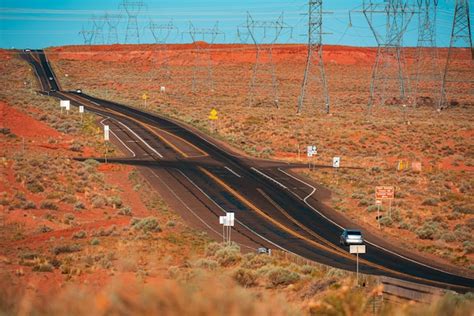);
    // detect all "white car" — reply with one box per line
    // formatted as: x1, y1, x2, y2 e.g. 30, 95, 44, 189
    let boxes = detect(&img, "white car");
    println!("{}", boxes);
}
340, 229, 364, 246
